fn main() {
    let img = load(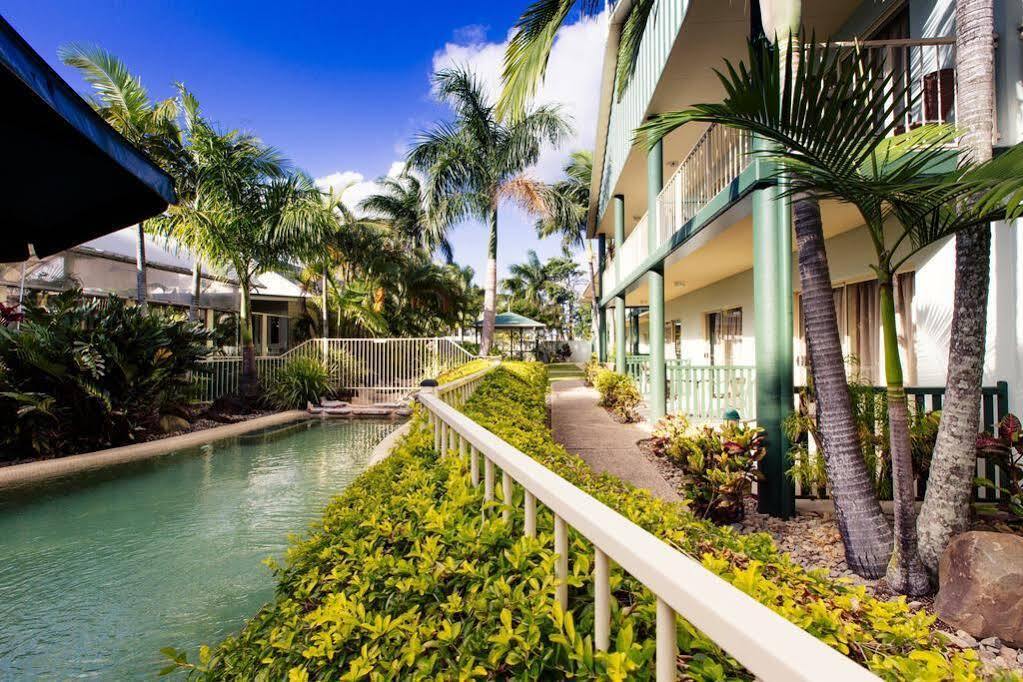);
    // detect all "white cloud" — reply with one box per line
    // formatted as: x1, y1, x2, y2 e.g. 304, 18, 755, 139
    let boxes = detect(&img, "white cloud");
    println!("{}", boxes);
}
431, 13, 608, 182
314, 163, 406, 215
